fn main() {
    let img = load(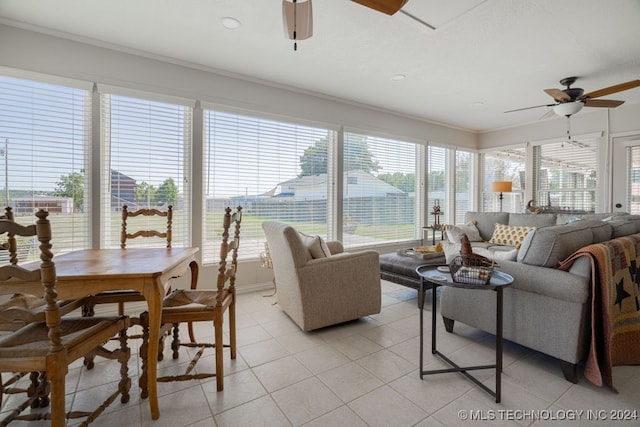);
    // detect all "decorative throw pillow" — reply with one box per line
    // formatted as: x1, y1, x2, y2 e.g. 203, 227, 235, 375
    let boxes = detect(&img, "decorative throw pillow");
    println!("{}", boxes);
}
473, 246, 519, 262
444, 221, 482, 243
489, 223, 535, 249
299, 232, 331, 258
